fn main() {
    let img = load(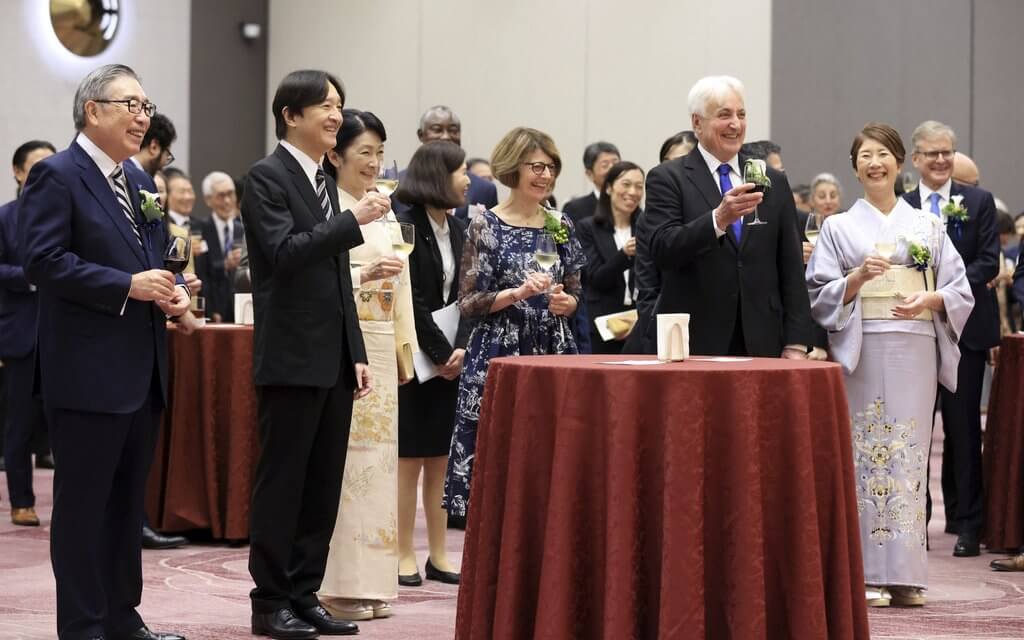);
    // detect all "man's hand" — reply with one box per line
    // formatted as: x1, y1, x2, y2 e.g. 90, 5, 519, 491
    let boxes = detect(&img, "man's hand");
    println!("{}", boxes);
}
183, 272, 202, 294
174, 310, 201, 335
156, 286, 191, 317
782, 346, 807, 360
352, 193, 392, 226
714, 183, 763, 228
354, 363, 373, 399
129, 269, 176, 301
225, 248, 243, 272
